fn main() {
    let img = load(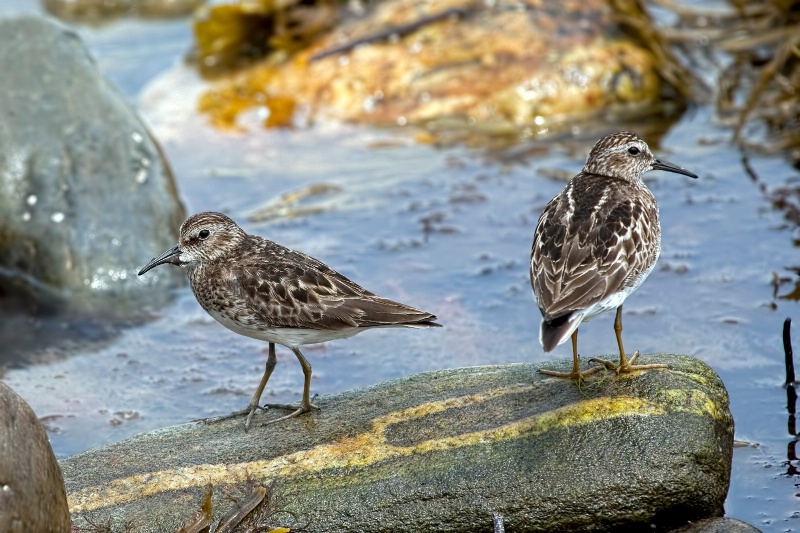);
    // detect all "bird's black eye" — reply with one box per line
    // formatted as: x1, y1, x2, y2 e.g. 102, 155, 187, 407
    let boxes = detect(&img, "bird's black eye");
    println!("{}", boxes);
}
628, 146, 640, 155
198, 229, 210, 240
